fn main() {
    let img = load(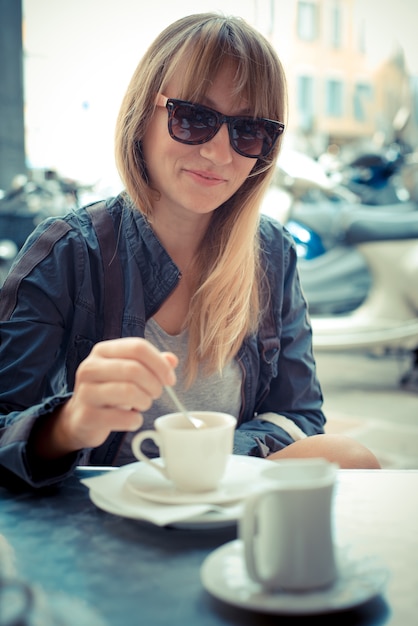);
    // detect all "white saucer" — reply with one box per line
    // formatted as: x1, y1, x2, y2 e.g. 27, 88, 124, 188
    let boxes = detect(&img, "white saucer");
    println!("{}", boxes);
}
125, 455, 273, 505
89, 489, 241, 530
85, 456, 277, 529
201, 540, 388, 615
